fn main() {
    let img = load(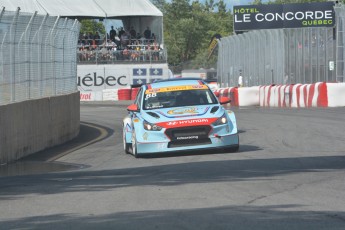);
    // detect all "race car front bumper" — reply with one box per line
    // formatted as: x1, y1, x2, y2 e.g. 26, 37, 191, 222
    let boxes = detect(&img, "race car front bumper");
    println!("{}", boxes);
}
136, 133, 239, 155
